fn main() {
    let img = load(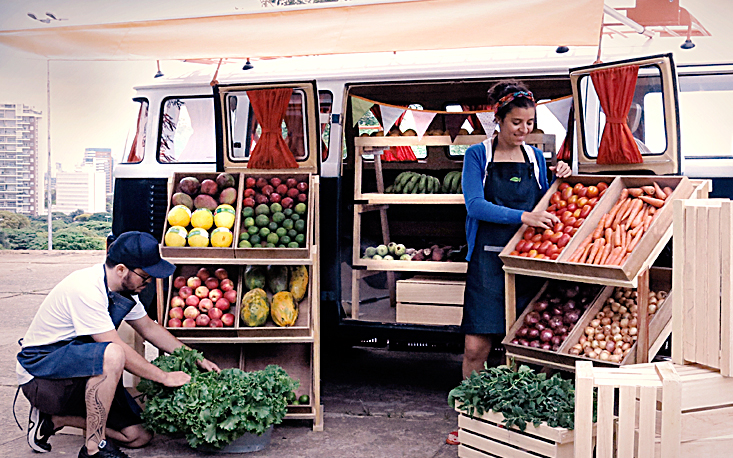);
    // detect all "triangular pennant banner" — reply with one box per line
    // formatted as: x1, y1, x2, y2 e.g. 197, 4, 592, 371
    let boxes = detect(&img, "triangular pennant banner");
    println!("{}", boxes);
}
444, 113, 469, 142
410, 110, 437, 140
351, 97, 374, 127
544, 97, 573, 126
476, 111, 497, 137
379, 105, 406, 133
